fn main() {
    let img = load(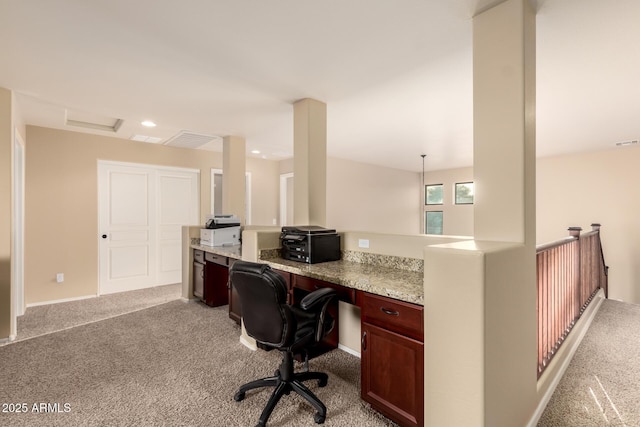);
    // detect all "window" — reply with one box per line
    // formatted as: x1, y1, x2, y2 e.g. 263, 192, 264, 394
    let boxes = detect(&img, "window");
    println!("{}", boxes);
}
455, 182, 474, 205
425, 211, 443, 235
425, 184, 443, 205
